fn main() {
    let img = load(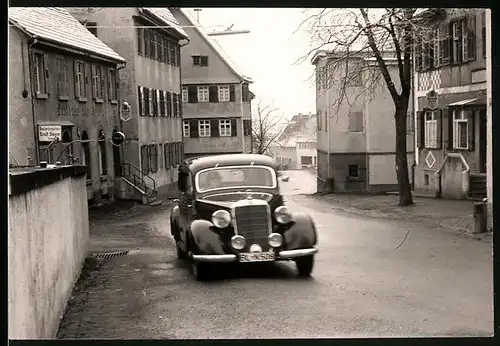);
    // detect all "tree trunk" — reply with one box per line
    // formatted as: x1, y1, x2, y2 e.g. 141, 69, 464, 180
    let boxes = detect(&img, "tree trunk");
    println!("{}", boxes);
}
394, 98, 414, 206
